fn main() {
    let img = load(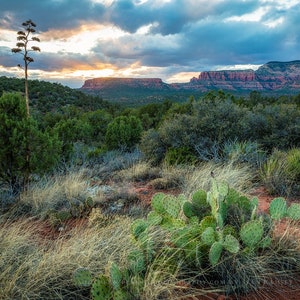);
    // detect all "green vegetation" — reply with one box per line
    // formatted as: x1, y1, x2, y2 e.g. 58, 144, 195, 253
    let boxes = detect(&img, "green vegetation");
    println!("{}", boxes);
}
0, 77, 300, 299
